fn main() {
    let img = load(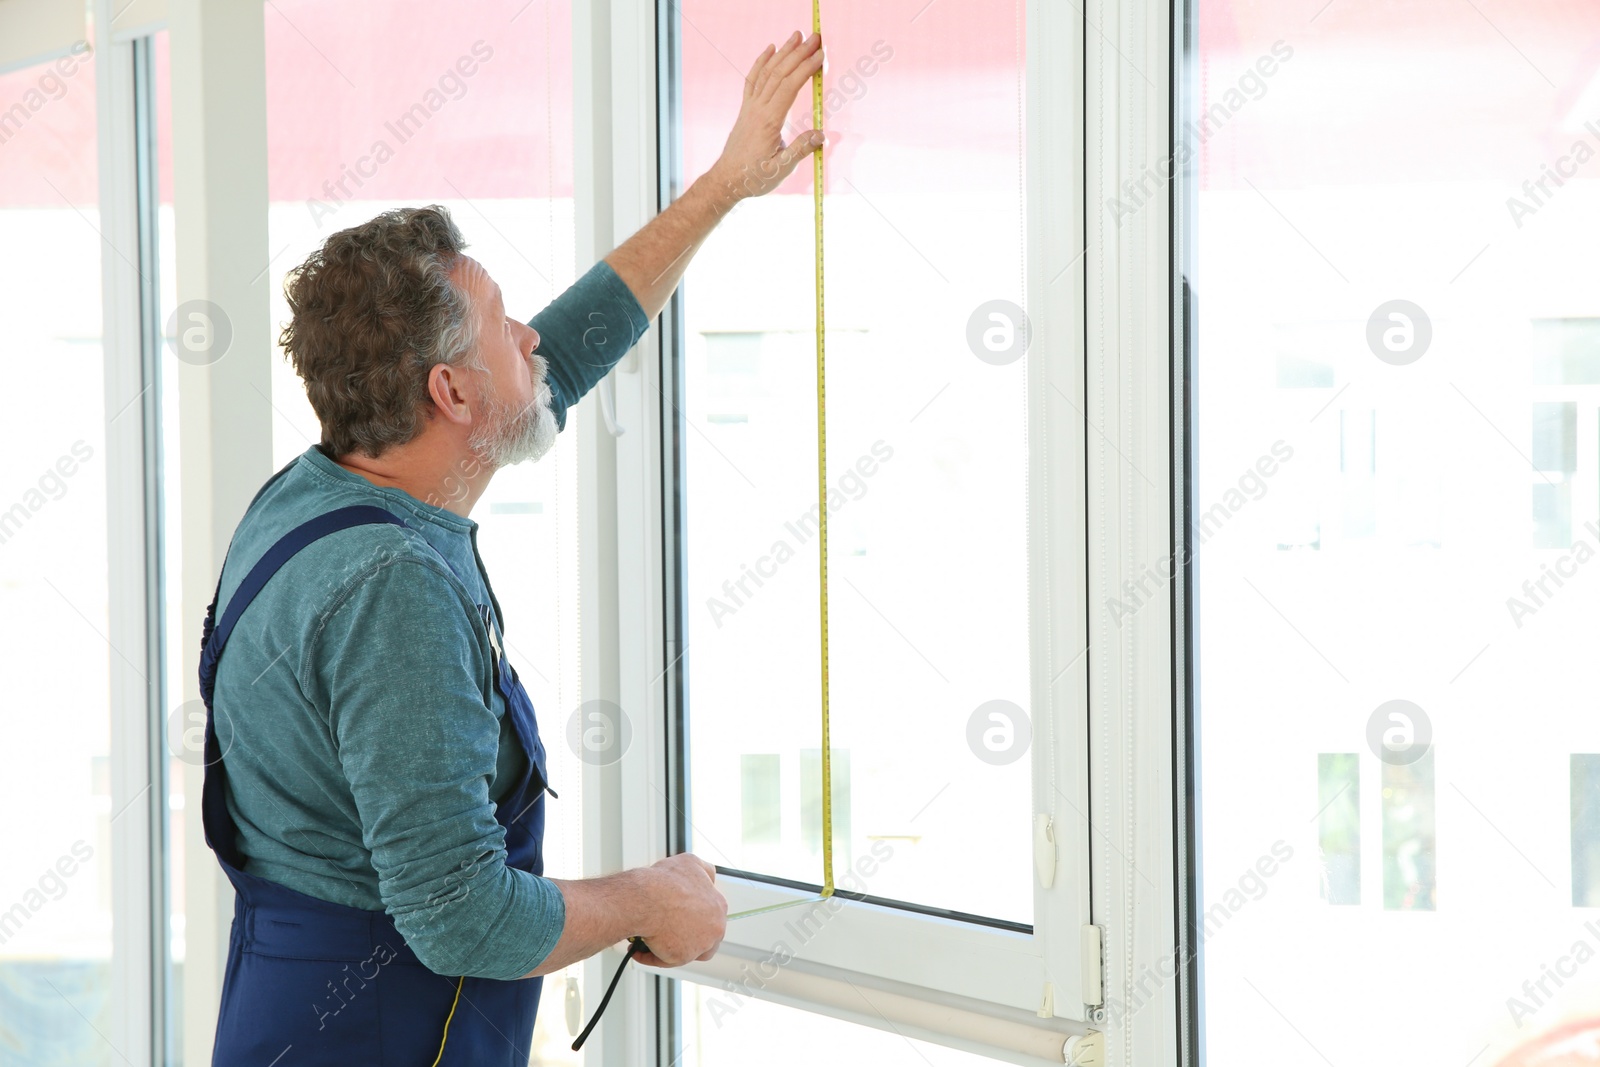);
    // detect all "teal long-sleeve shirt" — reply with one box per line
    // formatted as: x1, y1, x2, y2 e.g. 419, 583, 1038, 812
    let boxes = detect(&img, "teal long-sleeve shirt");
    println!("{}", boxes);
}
209, 257, 649, 981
